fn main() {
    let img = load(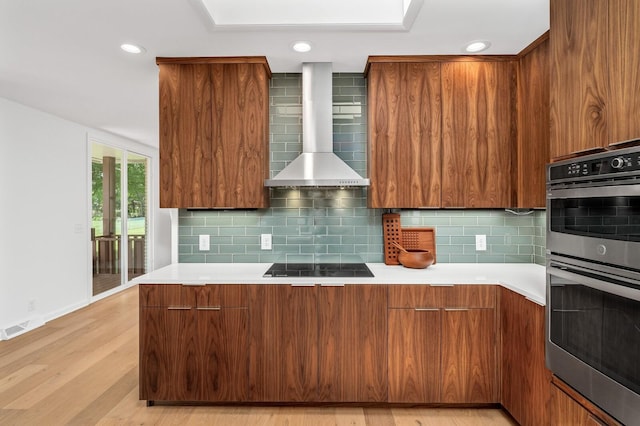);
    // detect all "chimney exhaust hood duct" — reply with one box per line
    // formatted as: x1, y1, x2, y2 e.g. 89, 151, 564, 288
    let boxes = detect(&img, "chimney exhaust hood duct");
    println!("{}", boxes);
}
265, 62, 370, 187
